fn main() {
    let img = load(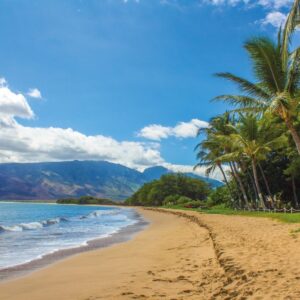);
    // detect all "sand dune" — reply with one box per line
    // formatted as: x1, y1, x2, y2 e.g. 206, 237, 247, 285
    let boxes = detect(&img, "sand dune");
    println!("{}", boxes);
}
1, 208, 300, 299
